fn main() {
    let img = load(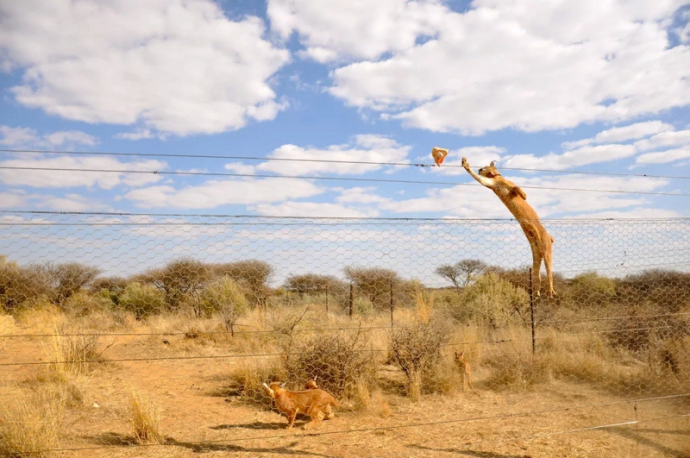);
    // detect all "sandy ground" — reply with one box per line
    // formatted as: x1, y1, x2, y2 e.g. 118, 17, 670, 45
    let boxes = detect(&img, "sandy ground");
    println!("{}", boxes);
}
2, 329, 689, 458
